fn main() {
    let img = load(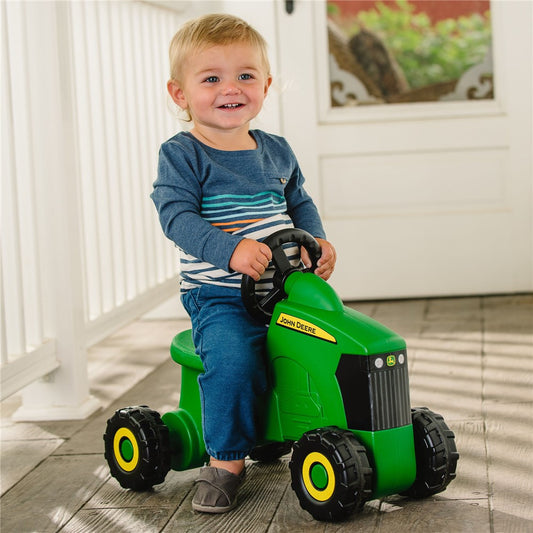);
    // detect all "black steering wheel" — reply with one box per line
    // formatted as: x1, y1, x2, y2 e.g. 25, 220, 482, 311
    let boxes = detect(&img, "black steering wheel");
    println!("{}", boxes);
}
241, 228, 322, 323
